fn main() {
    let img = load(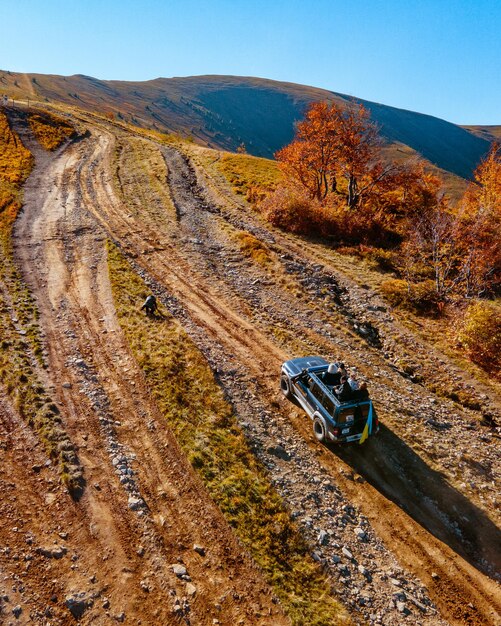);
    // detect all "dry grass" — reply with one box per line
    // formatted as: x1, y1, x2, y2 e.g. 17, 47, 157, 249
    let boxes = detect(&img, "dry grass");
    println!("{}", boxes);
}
216, 152, 282, 204
28, 111, 76, 151
112, 135, 177, 223
107, 241, 348, 626
235, 231, 273, 265
0, 112, 33, 184
0, 111, 33, 225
